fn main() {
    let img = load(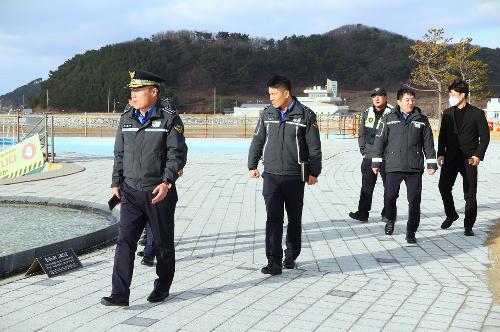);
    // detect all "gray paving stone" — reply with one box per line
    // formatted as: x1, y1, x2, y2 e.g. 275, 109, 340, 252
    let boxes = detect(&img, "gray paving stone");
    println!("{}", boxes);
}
122, 317, 159, 327
0, 141, 499, 331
